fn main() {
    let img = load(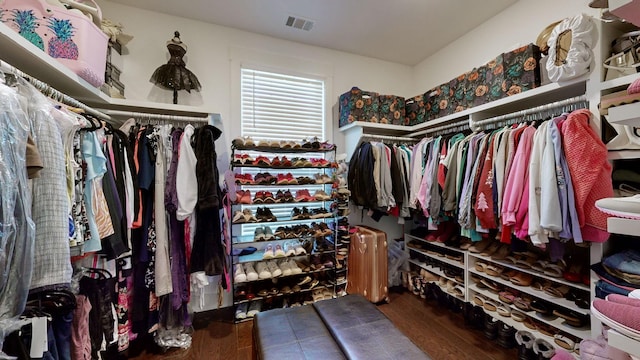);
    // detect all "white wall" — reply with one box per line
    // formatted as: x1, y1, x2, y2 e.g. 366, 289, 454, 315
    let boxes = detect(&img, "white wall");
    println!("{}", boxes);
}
411, 0, 600, 95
